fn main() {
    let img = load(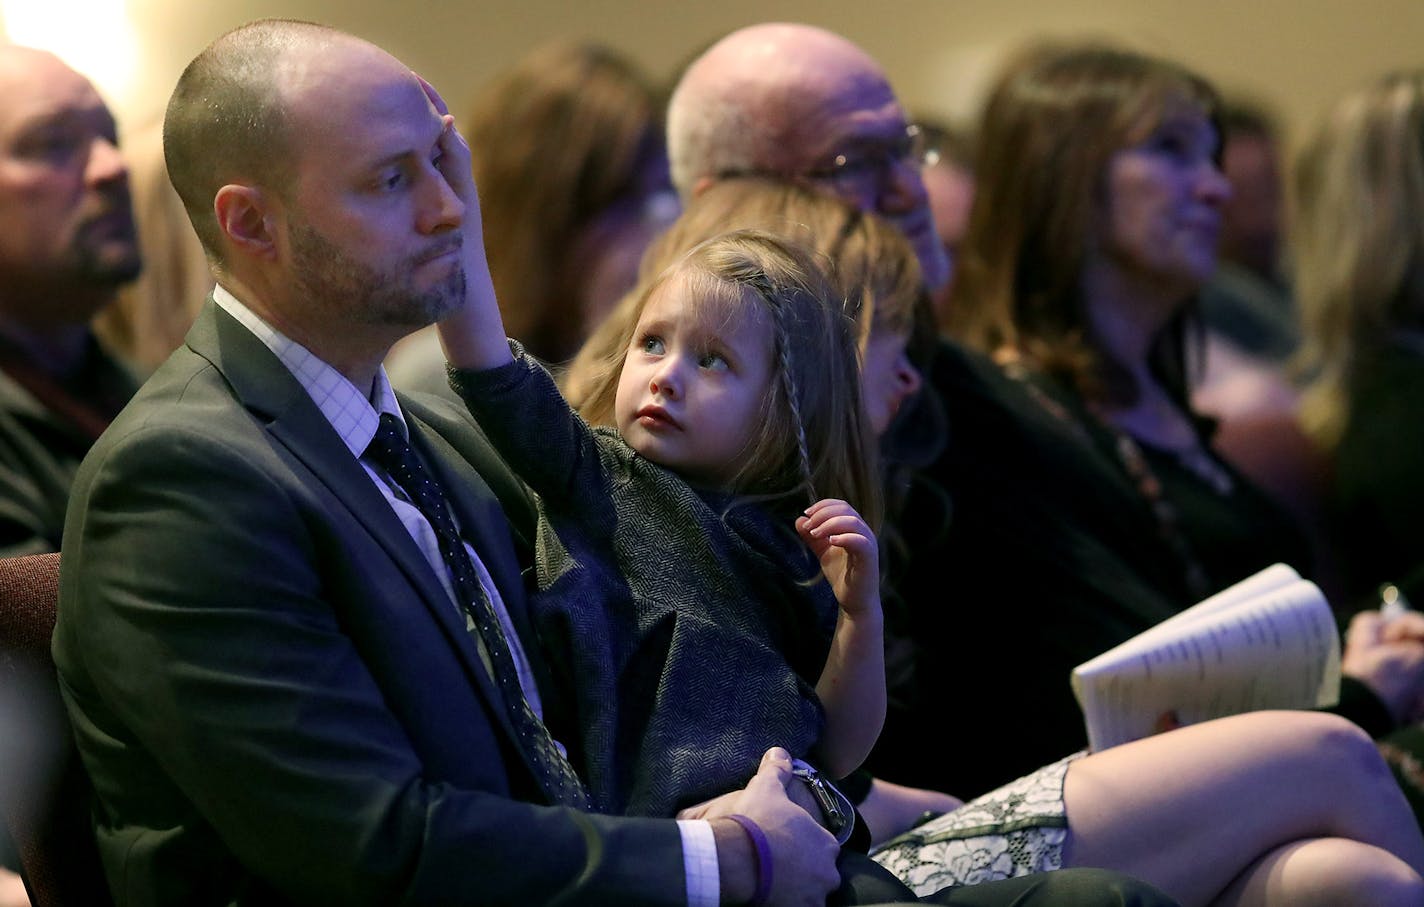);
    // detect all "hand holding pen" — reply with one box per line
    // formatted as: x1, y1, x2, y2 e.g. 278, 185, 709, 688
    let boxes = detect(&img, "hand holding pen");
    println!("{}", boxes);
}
1343, 584, 1424, 725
